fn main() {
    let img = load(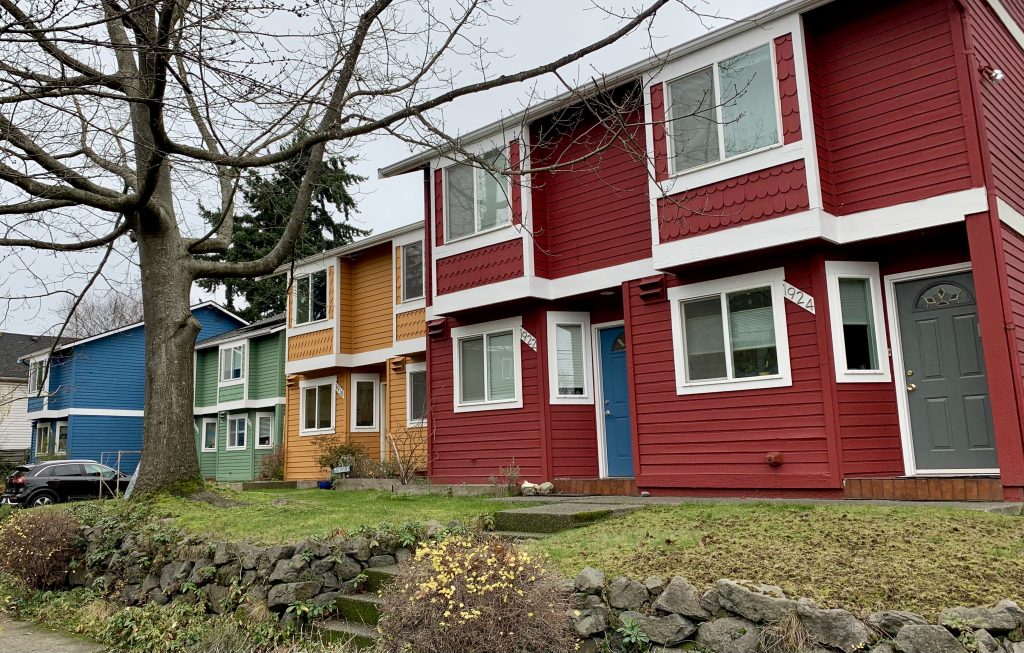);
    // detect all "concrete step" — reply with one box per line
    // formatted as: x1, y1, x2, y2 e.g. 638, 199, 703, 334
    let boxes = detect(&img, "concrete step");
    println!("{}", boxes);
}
364, 565, 399, 593
313, 619, 378, 648
335, 592, 384, 625
493, 502, 642, 534
491, 530, 550, 541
